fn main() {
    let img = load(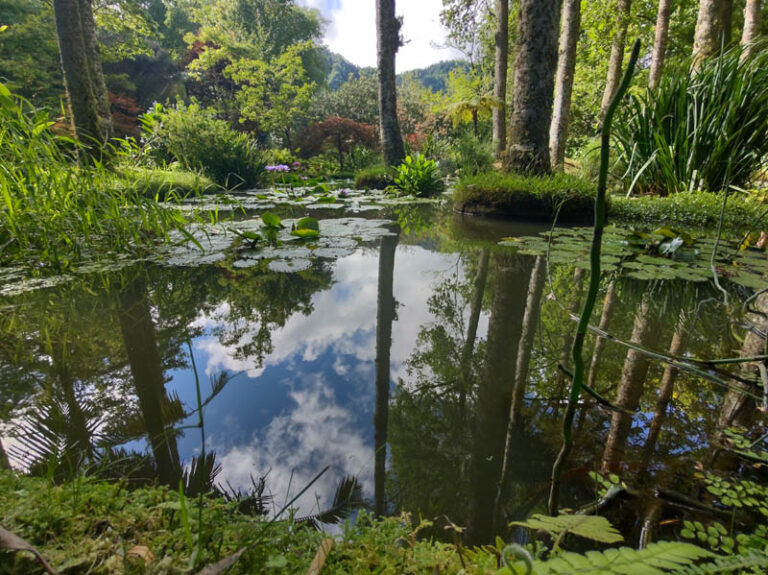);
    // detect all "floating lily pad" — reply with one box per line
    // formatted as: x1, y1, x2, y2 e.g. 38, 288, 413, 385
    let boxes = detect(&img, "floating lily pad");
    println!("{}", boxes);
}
267, 258, 312, 273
